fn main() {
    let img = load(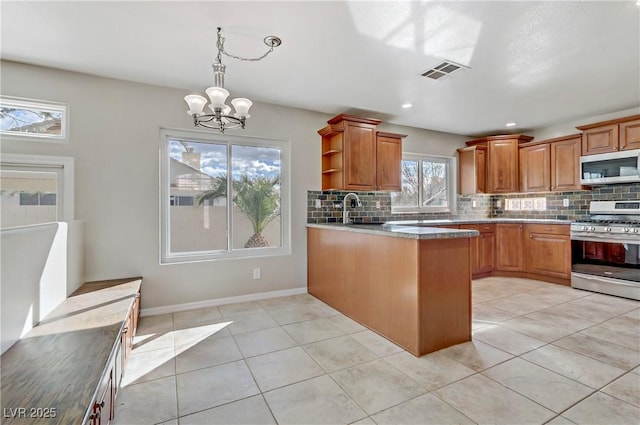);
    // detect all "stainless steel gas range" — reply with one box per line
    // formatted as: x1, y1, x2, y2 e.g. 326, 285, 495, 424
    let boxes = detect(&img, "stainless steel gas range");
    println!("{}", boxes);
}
570, 201, 640, 300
